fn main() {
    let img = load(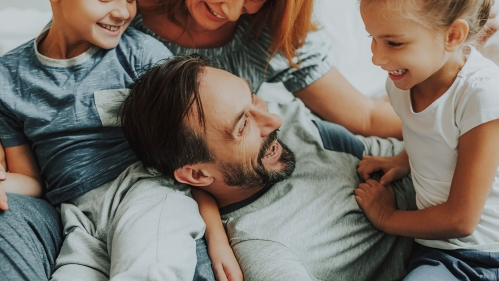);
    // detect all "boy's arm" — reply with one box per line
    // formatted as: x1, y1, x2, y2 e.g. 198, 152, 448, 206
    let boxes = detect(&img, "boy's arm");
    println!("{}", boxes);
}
1, 144, 44, 202
191, 188, 243, 281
